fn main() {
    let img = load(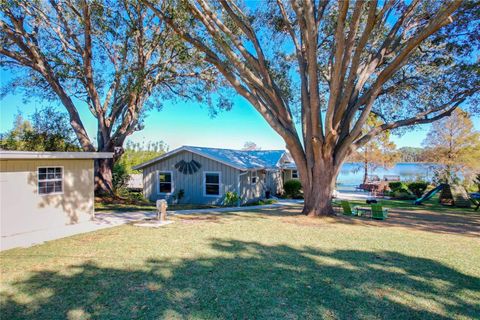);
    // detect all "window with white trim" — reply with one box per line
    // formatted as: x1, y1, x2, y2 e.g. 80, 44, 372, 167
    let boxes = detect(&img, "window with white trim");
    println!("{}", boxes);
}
250, 172, 258, 184
204, 172, 220, 196
158, 172, 172, 194
292, 170, 299, 179
38, 167, 63, 195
